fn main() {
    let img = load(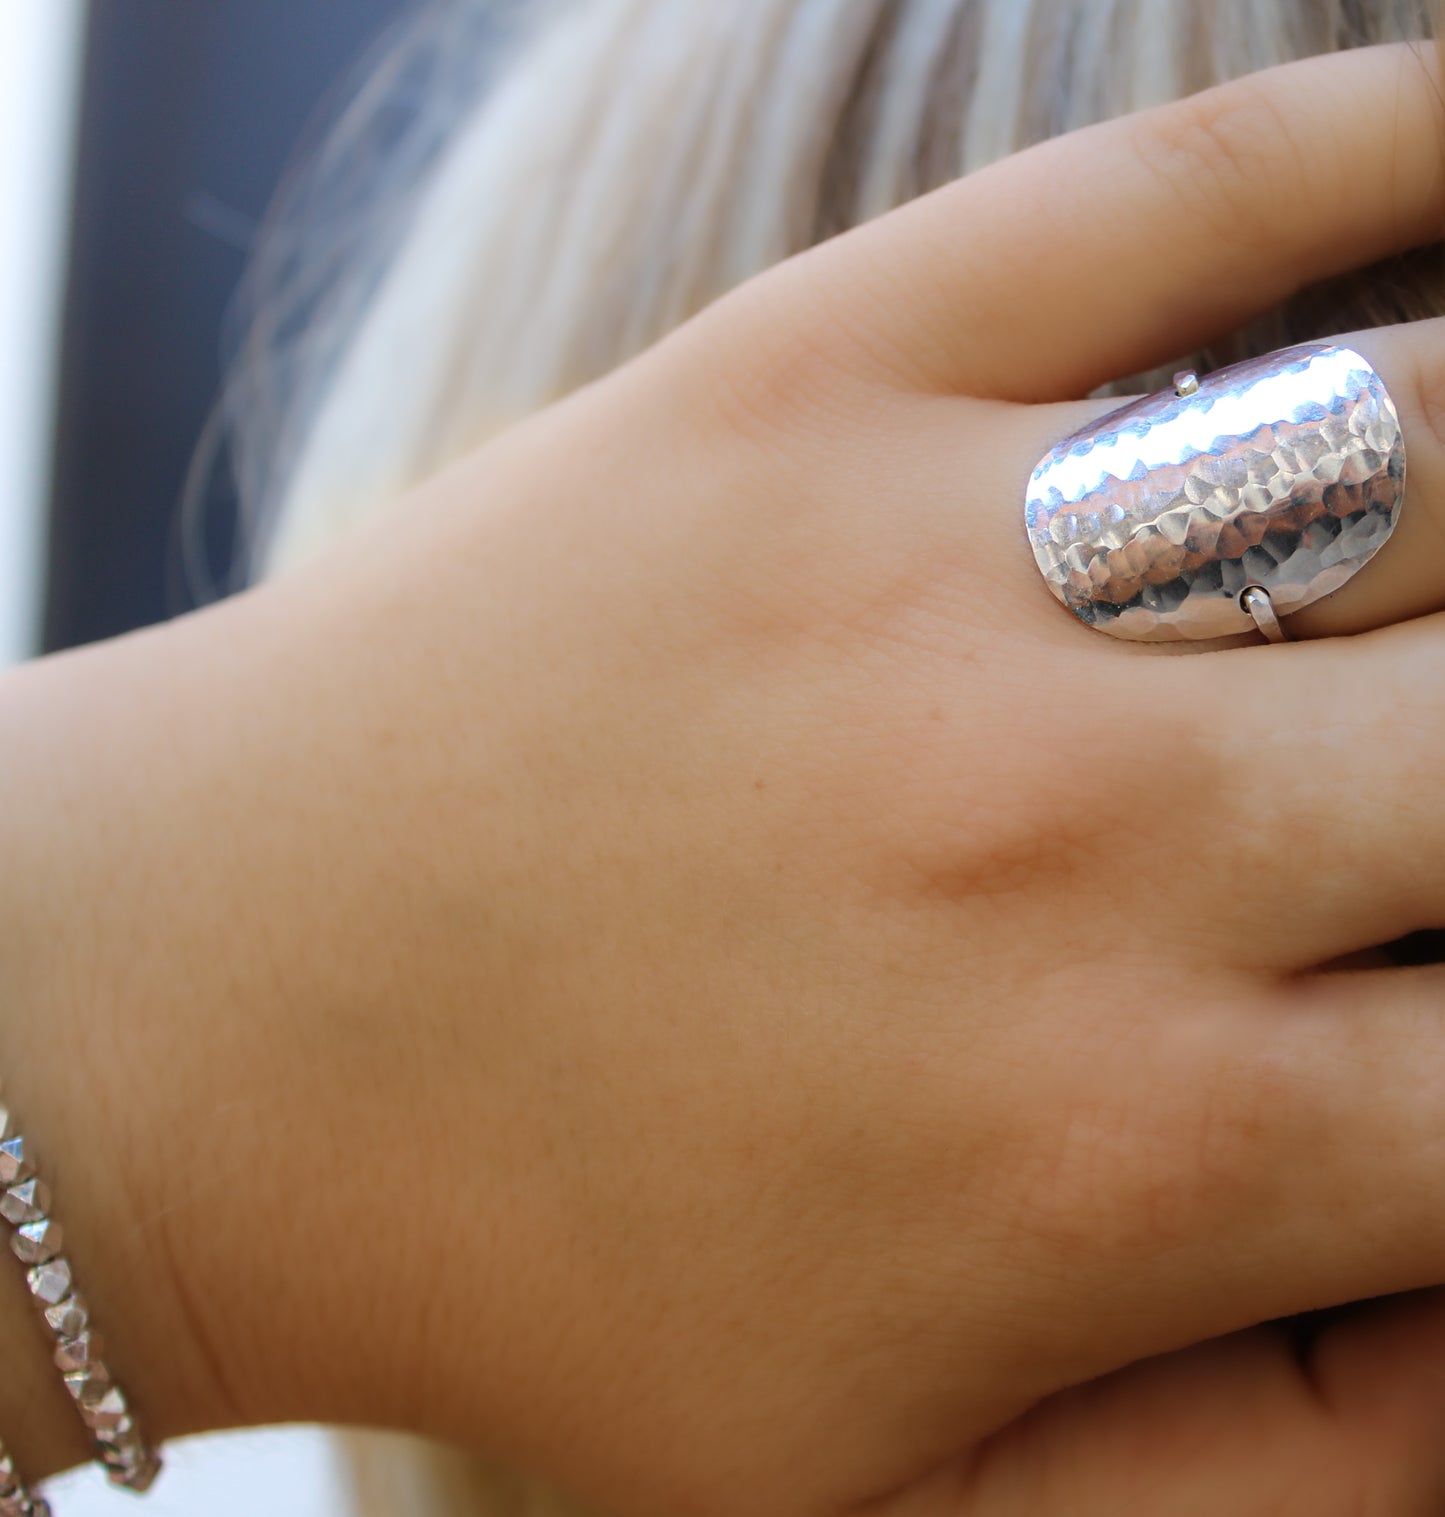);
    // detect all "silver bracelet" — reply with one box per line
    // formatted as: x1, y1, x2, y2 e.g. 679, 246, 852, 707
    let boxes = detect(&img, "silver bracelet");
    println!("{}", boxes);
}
0, 1439, 49, 1517
0, 1091, 161, 1497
